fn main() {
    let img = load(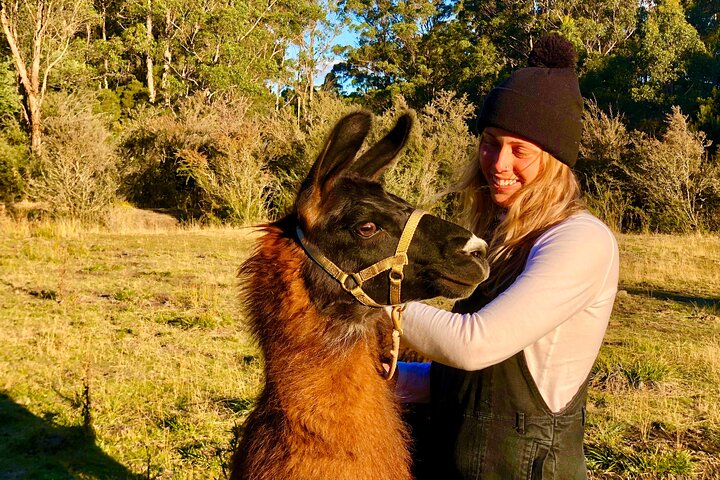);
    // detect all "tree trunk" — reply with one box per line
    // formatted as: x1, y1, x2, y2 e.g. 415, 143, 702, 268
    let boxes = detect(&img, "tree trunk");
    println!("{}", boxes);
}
102, 6, 109, 89
1, 5, 43, 154
146, 0, 156, 103
28, 95, 42, 155
161, 8, 172, 106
